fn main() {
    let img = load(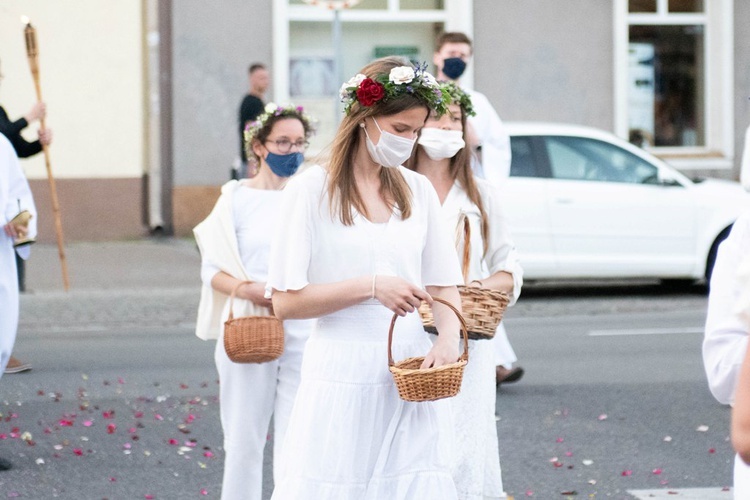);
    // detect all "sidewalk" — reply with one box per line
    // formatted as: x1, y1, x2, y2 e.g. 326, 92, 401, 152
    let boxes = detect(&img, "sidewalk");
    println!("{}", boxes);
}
19, 238, 203, 331
25, 238, 202, 292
